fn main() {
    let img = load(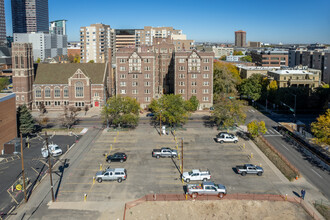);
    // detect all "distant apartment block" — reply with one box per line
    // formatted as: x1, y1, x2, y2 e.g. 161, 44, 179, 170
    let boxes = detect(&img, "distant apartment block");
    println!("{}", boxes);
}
50, 20, 67, 35
252, 50, 288, 67
235, 30, 246, 47
11, 0, 49, 33
289, 49, 330, 84
212, 46, 233, 58
237, 65, 280, 79
80, 23, 115, 63
115, 29, 136, 50
174, 50, 214, 109
268, 69, 320, 88
171, 34, 194, 52
0, 0, 6, 46
226, 55, 244, 62
135, 26, 182, 47
14, 32, 67, 61
248, 41, 261, 47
